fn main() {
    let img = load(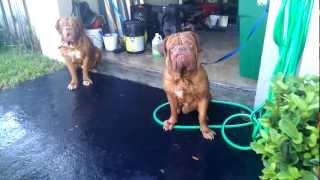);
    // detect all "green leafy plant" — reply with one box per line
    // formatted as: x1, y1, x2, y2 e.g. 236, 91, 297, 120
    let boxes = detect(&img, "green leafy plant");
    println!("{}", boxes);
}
251, 75, 319, 180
